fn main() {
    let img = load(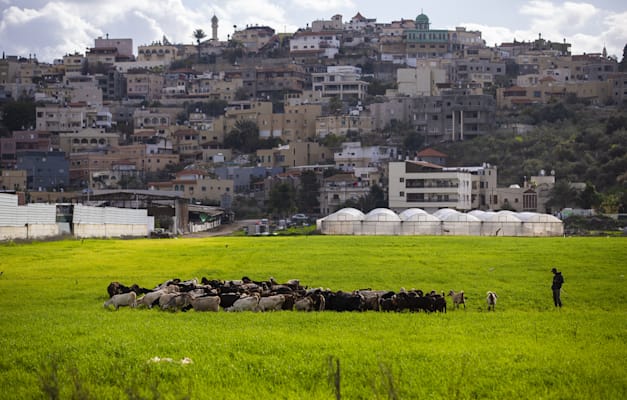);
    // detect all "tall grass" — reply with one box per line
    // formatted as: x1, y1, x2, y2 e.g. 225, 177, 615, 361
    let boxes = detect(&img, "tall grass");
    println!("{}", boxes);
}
1, 236, 626, 399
